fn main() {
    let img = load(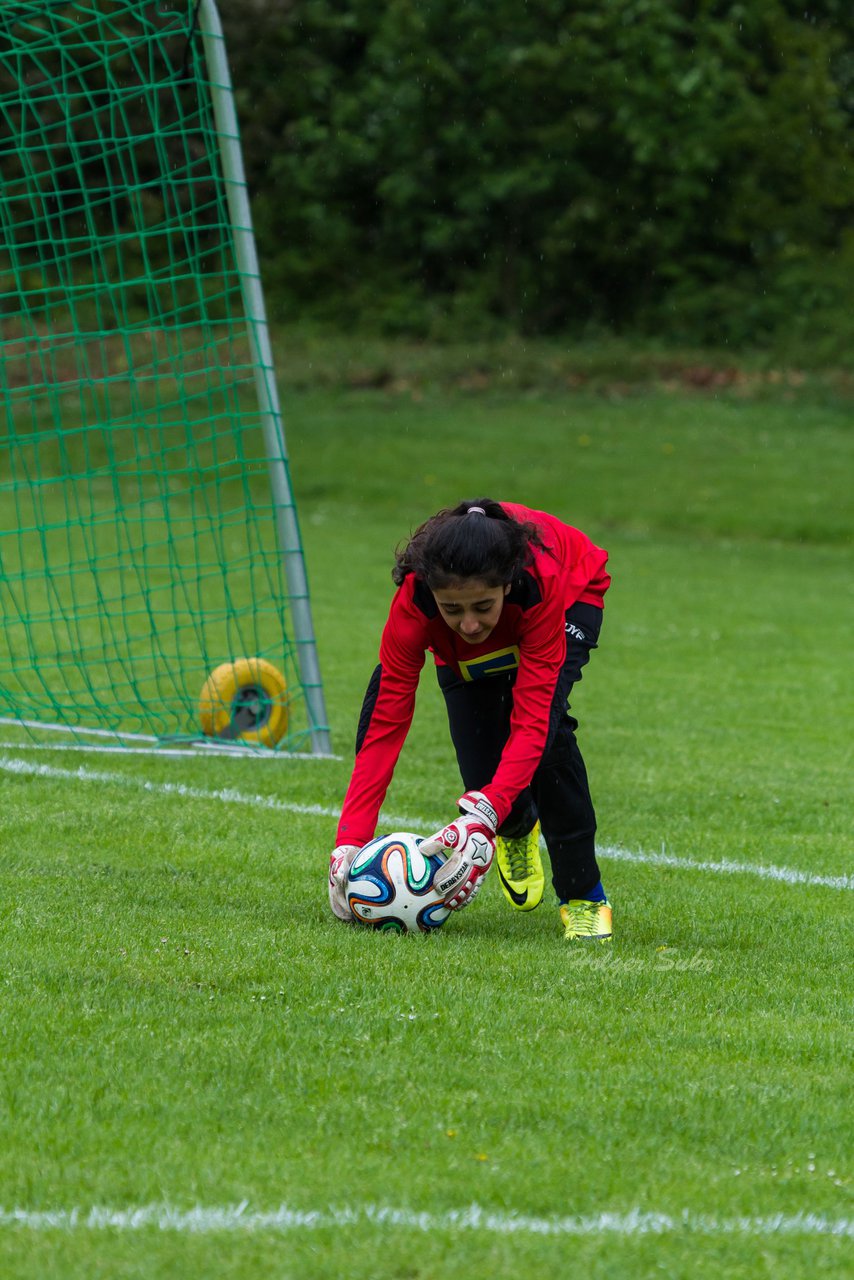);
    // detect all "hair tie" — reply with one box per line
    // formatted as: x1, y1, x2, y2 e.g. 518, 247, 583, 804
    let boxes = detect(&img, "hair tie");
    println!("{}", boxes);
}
467, 506, 486, 516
